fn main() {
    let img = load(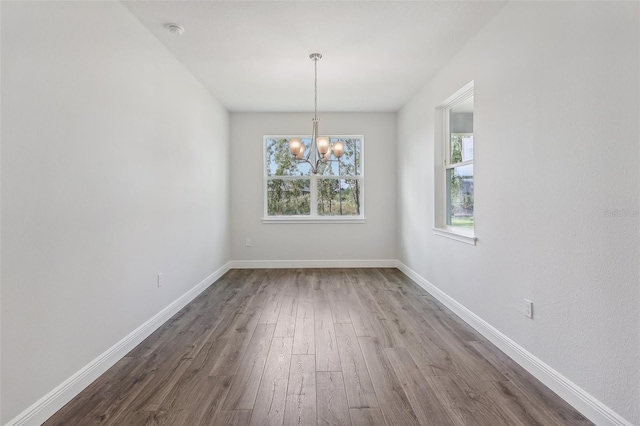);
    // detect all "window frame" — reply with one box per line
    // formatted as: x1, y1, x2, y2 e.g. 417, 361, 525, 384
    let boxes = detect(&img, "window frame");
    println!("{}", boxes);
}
262, 134, 365, 223
434, 82, 477, 245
